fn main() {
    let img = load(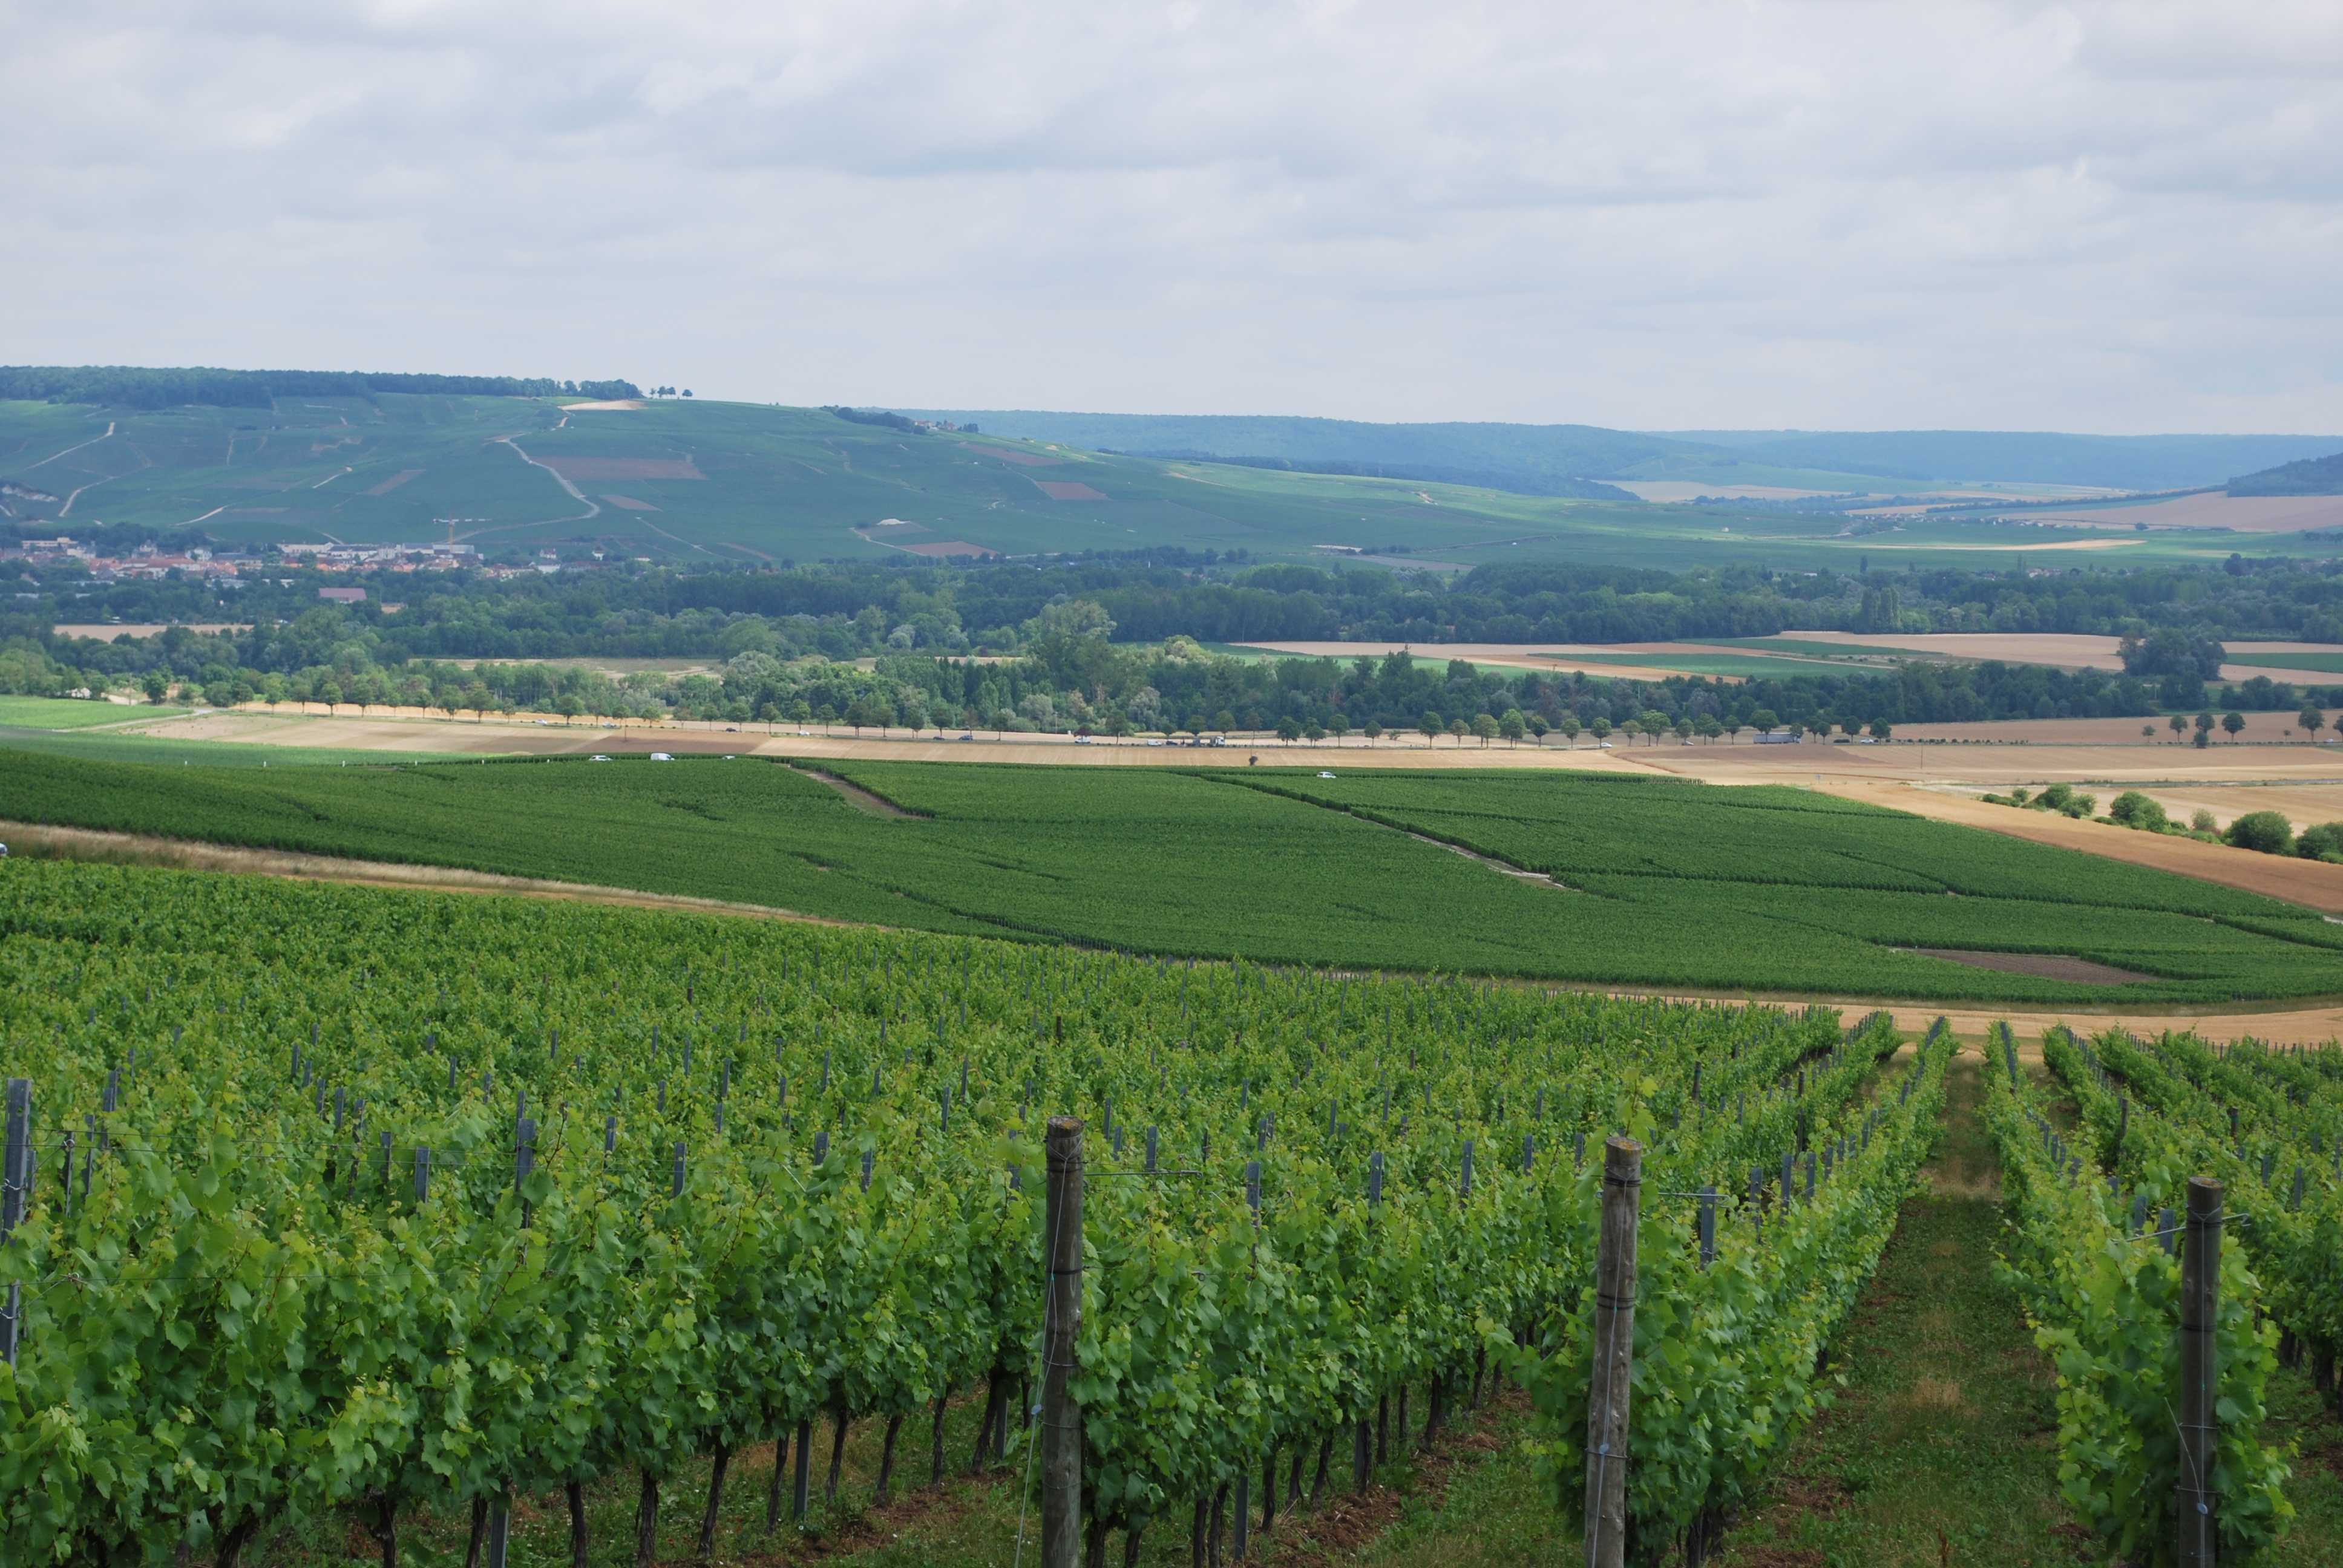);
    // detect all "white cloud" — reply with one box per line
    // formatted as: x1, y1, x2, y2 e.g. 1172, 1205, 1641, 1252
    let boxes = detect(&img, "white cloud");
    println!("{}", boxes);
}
2, 0, 2339, 430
